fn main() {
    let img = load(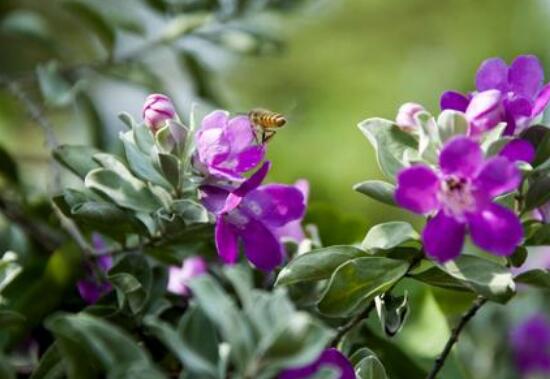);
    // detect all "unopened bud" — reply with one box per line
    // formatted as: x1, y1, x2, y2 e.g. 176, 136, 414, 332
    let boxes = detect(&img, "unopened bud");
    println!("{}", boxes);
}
142, 94, 176, 133
396, 102, 426, 131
